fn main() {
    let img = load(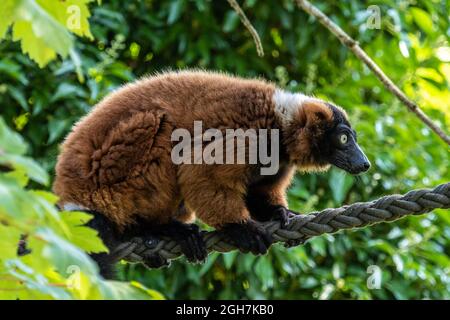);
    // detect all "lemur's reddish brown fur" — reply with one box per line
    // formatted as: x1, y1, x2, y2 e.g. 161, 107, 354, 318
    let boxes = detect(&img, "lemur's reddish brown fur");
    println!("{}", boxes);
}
53, 71, 343, 231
